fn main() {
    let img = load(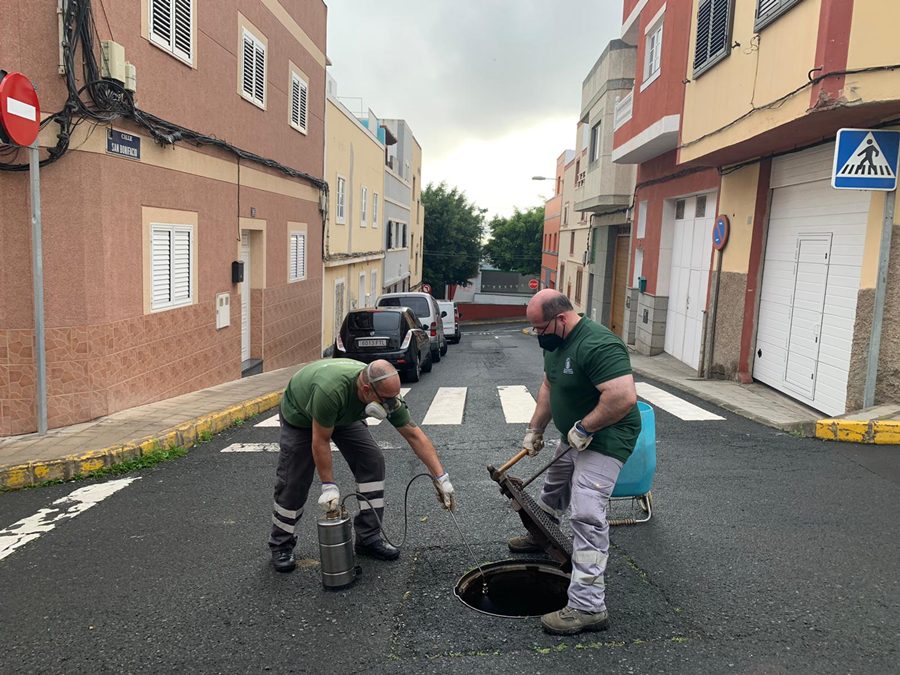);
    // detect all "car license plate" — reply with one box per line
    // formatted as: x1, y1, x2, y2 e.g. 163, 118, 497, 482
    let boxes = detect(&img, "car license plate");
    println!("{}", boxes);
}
357, 339, 387, 347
